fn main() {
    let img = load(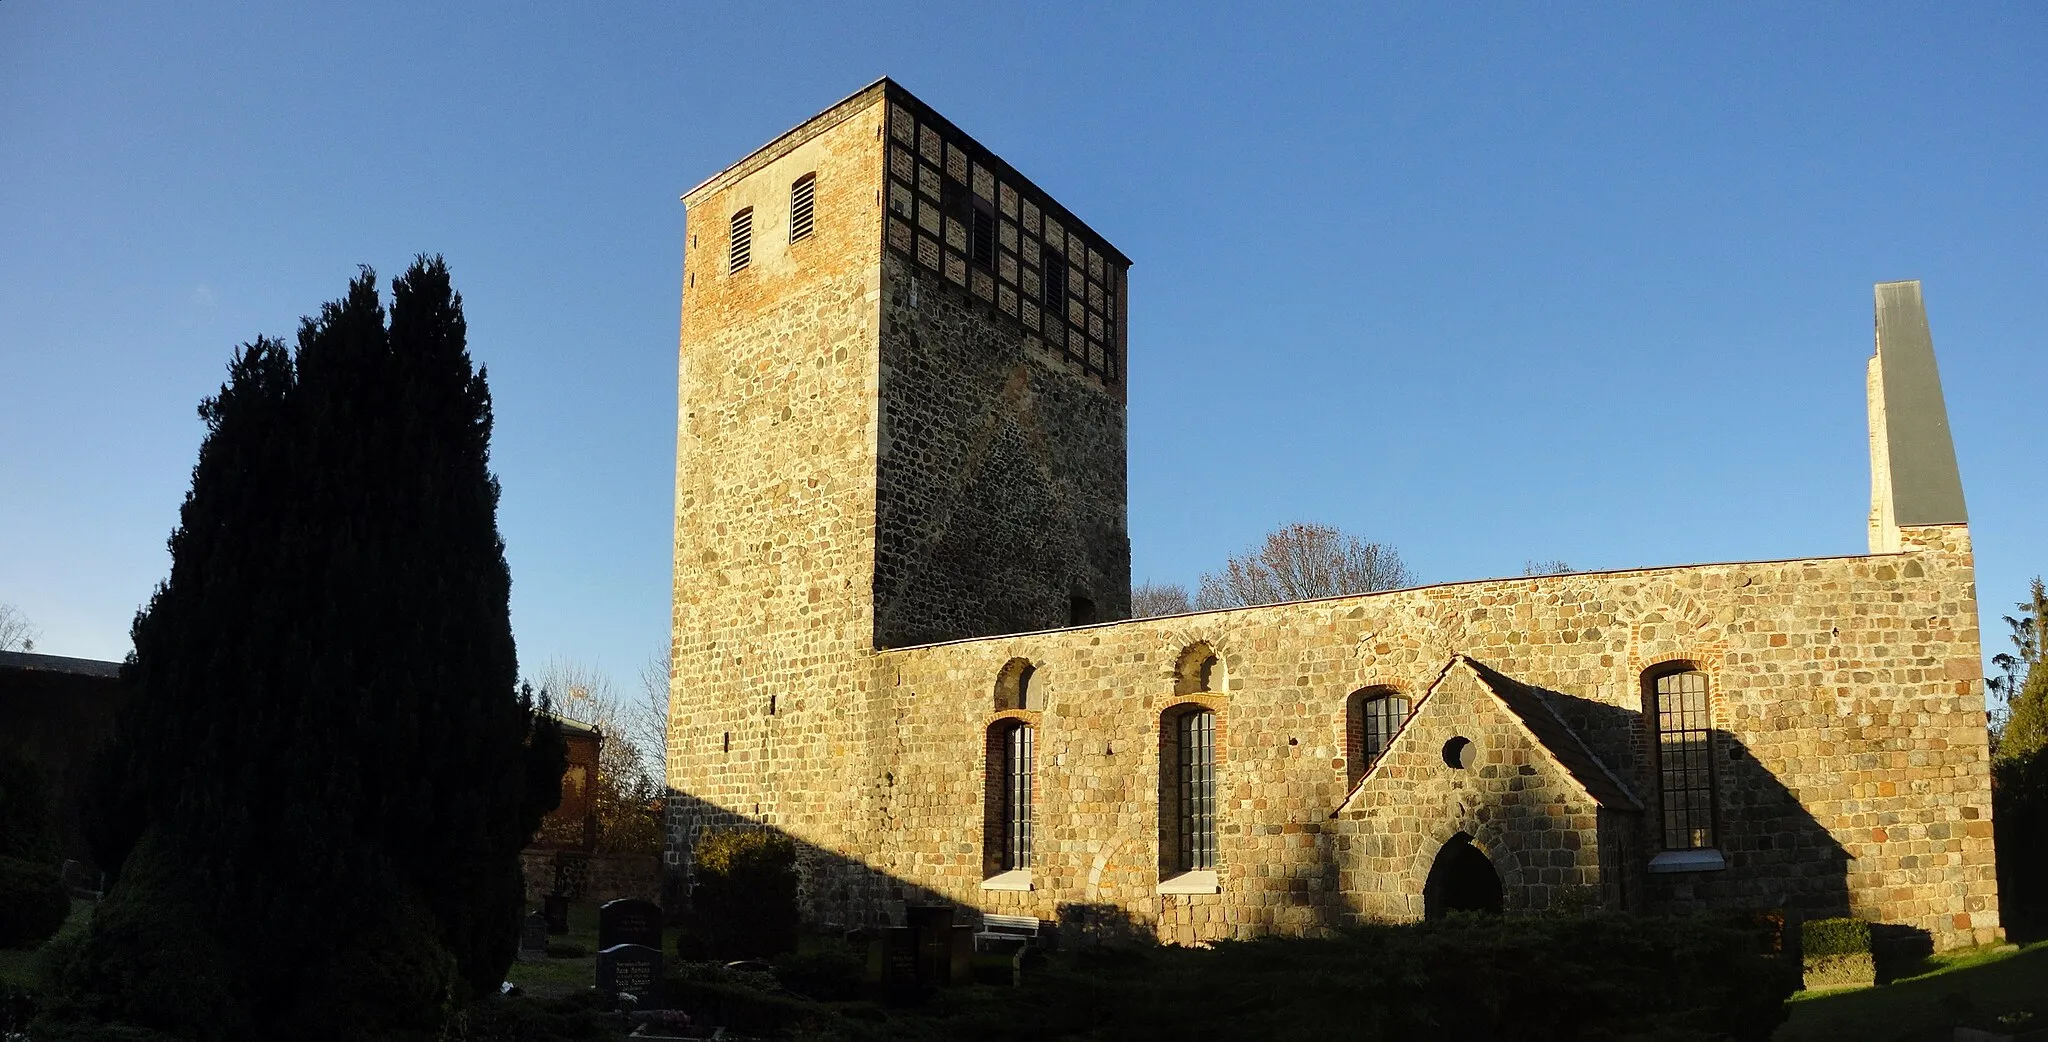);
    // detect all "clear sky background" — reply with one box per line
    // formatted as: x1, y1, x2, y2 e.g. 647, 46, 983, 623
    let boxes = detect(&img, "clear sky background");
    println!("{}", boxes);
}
2, 4, 2042, 697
